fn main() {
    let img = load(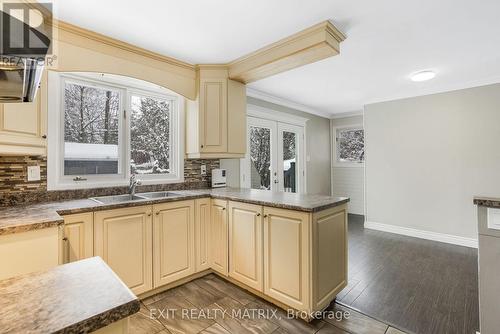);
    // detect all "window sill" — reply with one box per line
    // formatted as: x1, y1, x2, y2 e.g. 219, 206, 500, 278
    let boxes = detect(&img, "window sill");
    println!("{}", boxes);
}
332, 163, 365, 168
